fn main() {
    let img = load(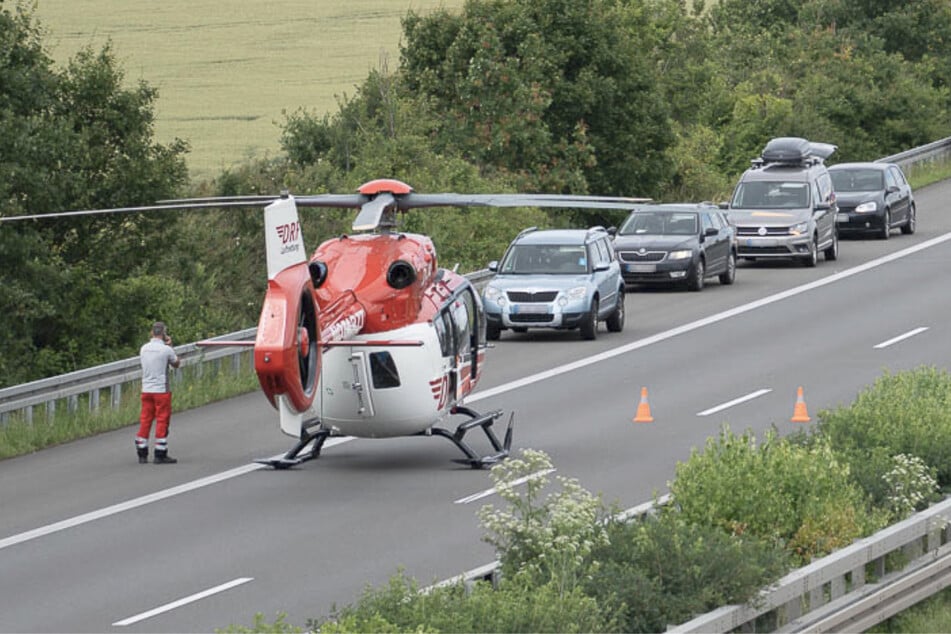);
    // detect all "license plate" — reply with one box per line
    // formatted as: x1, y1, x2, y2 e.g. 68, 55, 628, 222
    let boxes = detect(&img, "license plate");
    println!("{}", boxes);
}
626, 263, 656, 273
746, 238, 775, 247
836, 213, 849, 223
513, 304, 549, 314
